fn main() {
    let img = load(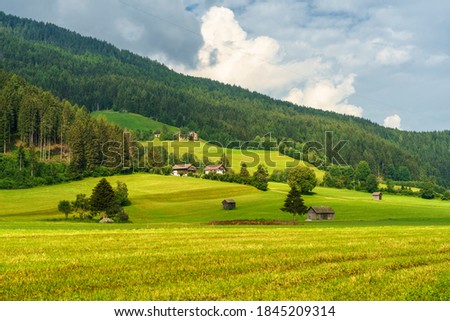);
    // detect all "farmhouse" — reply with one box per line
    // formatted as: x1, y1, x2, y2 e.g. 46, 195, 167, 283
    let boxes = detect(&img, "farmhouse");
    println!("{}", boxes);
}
372, 192, 382, 201
306, 206, 335, 221
222, 199, 236, 210
172, 164, 197, 176
176, 131, 199, 142
204, 164, 227, 175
